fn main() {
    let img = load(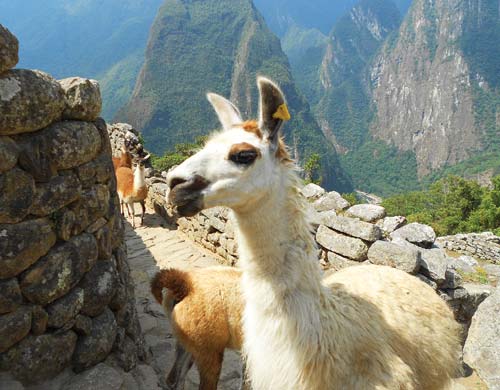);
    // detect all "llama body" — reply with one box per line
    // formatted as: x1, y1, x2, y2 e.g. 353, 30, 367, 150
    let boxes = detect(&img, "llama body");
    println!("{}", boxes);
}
166, 77, 461, 390
151, 267, 246, 390
116, 155, 149, 227
112, 143, 132, 171
235, 179, 459, 390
